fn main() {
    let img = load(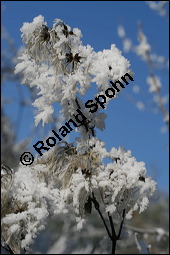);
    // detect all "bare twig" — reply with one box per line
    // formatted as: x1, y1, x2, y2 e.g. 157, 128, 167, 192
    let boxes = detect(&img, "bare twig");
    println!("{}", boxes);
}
1, 244, 14, 254
117, 208, 126, 240
108, 212, 117, 254
91, 192, 112, 241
